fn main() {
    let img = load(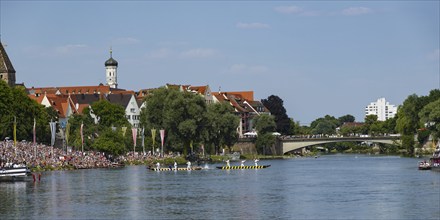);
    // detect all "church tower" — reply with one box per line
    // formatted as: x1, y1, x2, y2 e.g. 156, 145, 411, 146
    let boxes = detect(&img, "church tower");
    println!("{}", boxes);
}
0, 41, 16, 87
105, 48, 118, 89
